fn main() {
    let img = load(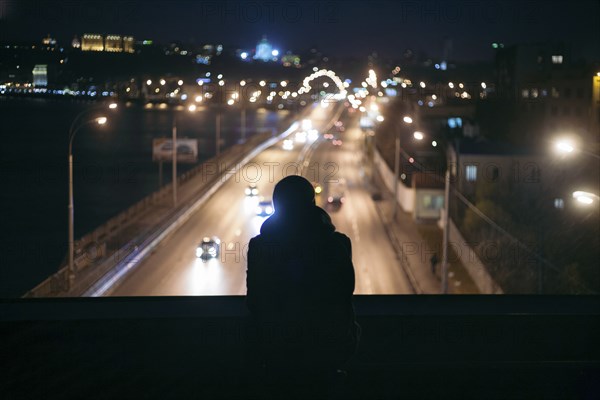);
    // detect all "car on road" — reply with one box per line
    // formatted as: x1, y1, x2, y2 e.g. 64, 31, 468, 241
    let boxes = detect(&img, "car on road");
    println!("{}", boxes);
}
327, 179, 346, 210
256, 200, 274, 216
327, 192, 345, 205
245, 184, 259, 196
283, 139, 294, 151
196, 236, 221, 259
